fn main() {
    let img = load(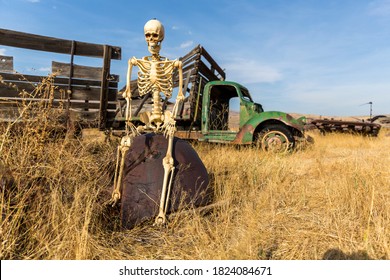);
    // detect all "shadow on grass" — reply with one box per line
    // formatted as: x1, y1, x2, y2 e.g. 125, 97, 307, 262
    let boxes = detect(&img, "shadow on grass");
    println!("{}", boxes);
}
322, 248, 371, 260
